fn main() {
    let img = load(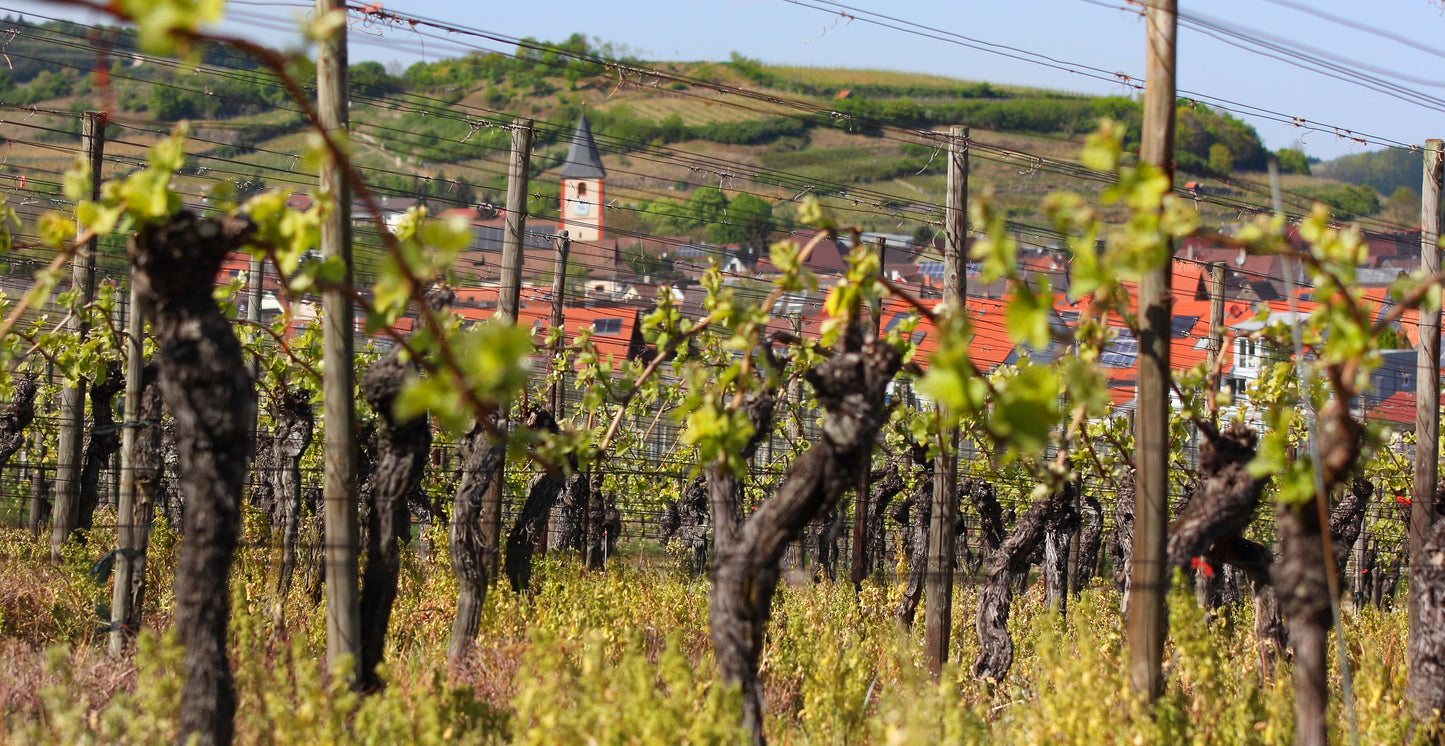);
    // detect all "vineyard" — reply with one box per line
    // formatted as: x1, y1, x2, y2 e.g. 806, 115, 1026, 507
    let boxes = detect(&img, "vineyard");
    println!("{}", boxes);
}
0, 1, 1440, 745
